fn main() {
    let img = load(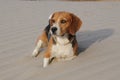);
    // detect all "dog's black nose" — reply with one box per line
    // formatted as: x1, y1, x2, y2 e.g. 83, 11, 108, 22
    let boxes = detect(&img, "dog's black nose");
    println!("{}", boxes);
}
51, 27, 57, 34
